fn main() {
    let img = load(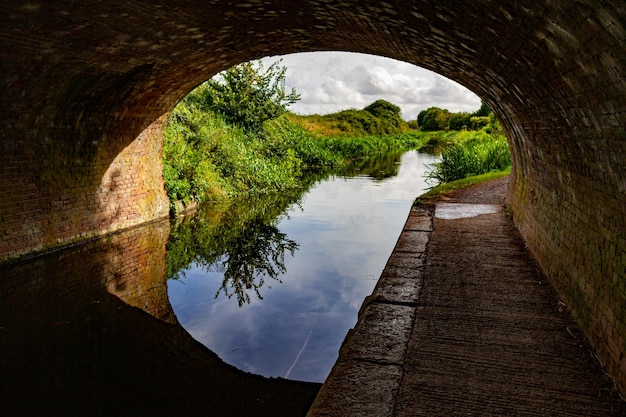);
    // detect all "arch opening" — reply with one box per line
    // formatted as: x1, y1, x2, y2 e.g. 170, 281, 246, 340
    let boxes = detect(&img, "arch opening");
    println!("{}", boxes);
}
1, 0, 625, 396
